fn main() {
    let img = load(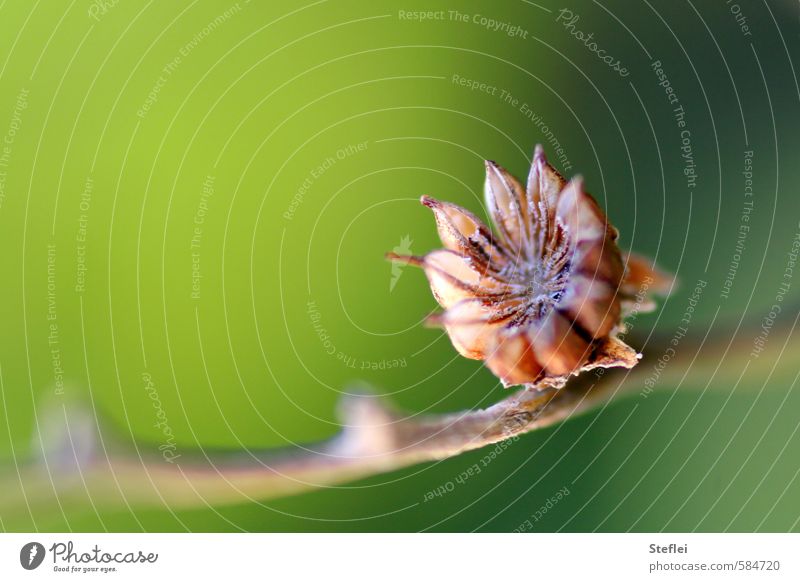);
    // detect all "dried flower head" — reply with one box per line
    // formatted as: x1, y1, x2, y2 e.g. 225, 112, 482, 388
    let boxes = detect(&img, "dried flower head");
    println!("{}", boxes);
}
389, 146, 671, 391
